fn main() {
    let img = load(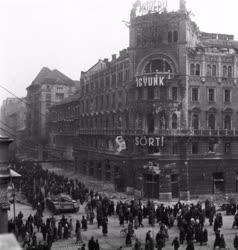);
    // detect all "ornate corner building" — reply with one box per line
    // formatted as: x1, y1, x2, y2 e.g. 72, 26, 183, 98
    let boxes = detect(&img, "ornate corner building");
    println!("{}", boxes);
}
49, 0, 238, 200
